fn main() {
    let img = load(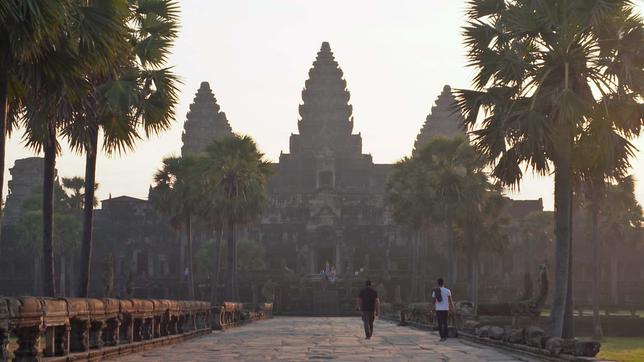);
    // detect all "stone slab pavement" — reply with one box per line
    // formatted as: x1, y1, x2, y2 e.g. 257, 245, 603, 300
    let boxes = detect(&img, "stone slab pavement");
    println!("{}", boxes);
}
115, 317, 540, 361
